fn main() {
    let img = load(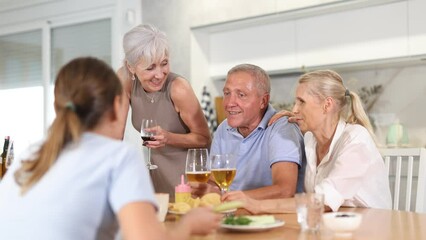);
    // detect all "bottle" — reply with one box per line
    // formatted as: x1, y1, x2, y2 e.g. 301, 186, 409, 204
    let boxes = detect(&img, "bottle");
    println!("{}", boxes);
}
1, 136, 10, 178
175, 174, 191, 203
5, 141, 14, 174
386, 119, 409, 147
